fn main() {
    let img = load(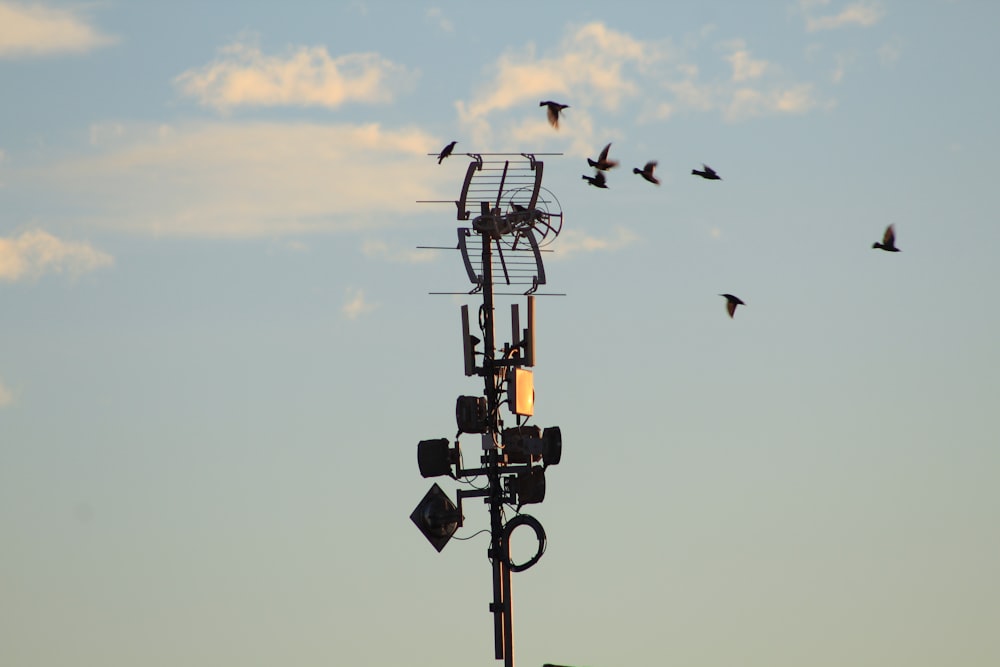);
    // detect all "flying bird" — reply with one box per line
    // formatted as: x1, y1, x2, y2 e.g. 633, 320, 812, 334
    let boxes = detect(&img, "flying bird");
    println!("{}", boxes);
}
692, 164, 721, 180
872, 224, 901, 252
582, 171, 608, 189
540, 100, 569, 129
720, 293, 745, 319
633, 160, 660, 185
437, 141, 457, 164
587, 143, 619, 171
